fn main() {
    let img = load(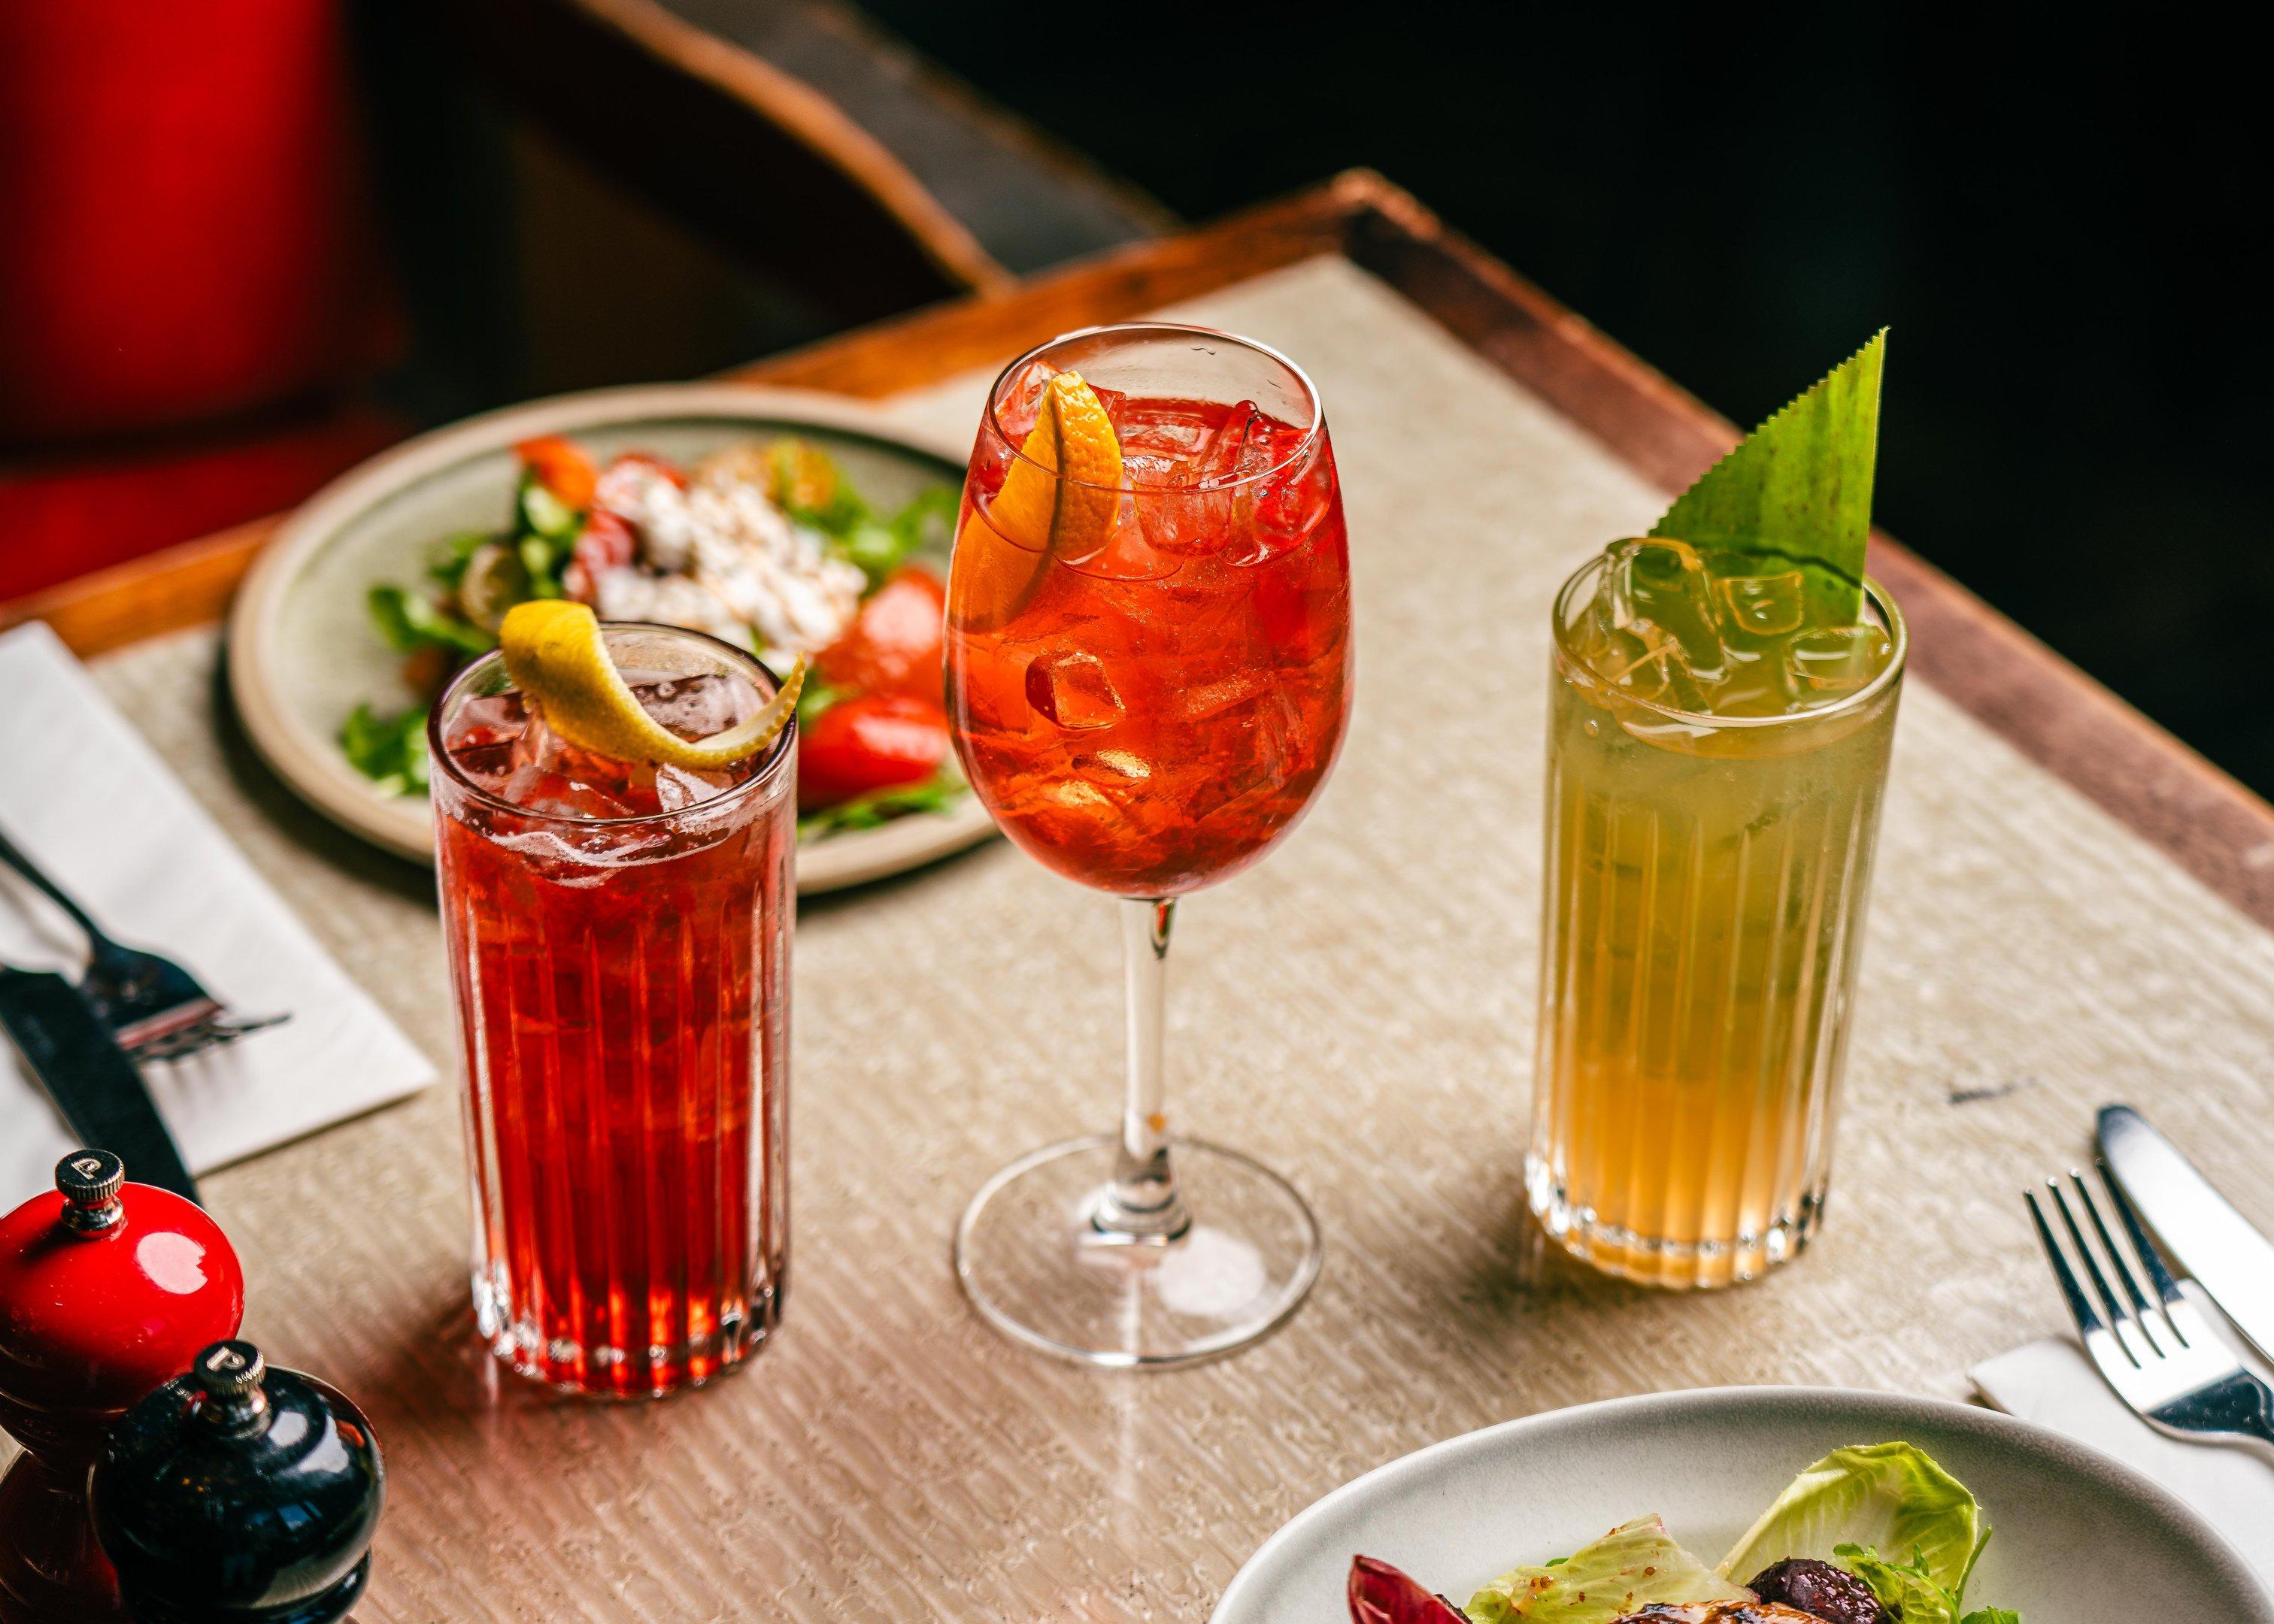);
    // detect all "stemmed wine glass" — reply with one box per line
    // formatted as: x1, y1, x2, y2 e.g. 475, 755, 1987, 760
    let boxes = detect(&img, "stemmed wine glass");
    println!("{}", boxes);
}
944, 323, 1354, 1367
